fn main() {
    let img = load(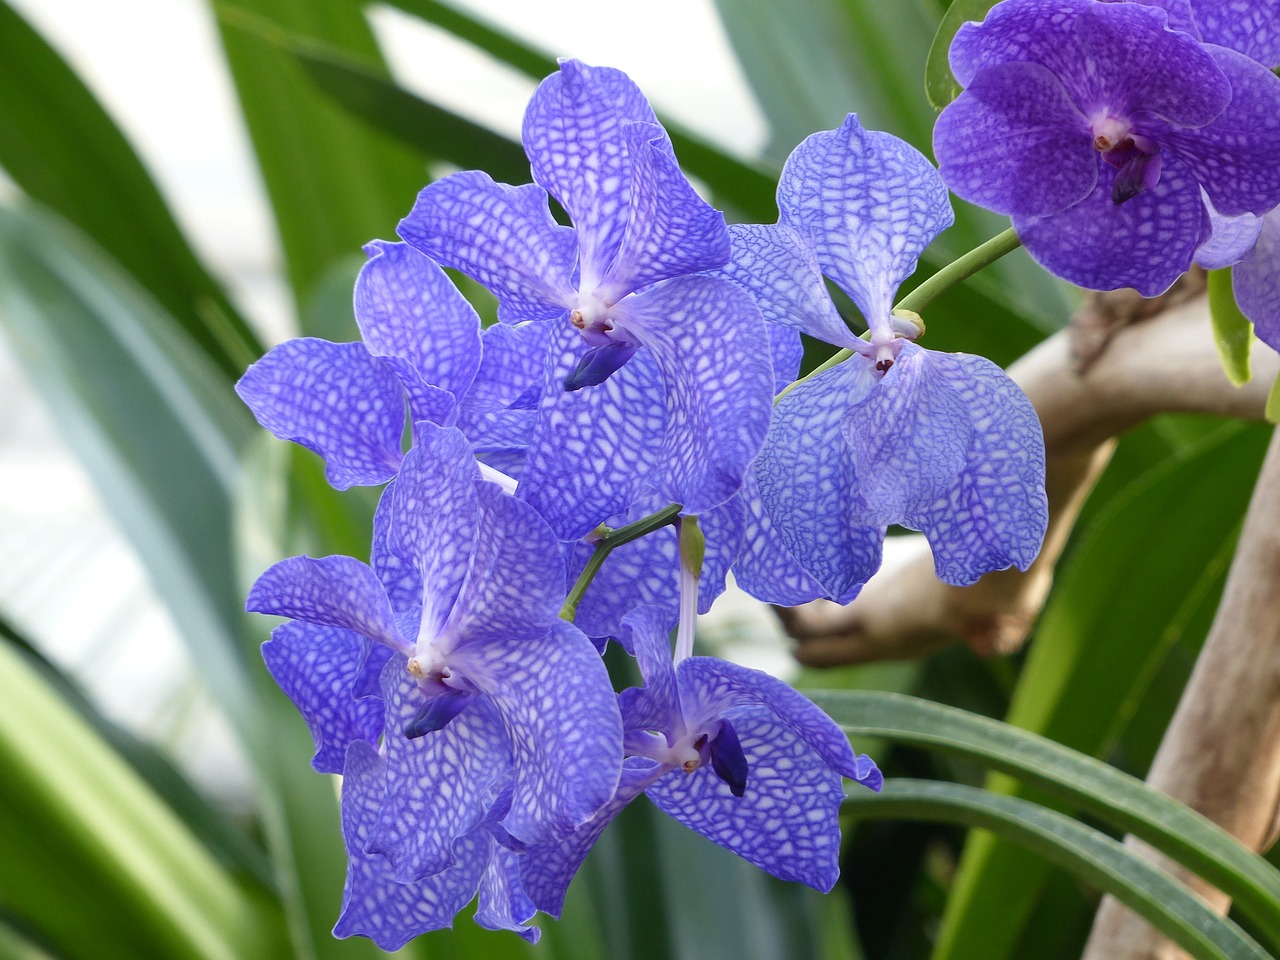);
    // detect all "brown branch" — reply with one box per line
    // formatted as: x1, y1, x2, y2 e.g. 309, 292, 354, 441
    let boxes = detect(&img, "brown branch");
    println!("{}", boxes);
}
782, 288, 1280, 667
1080, 426, 1280, 960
